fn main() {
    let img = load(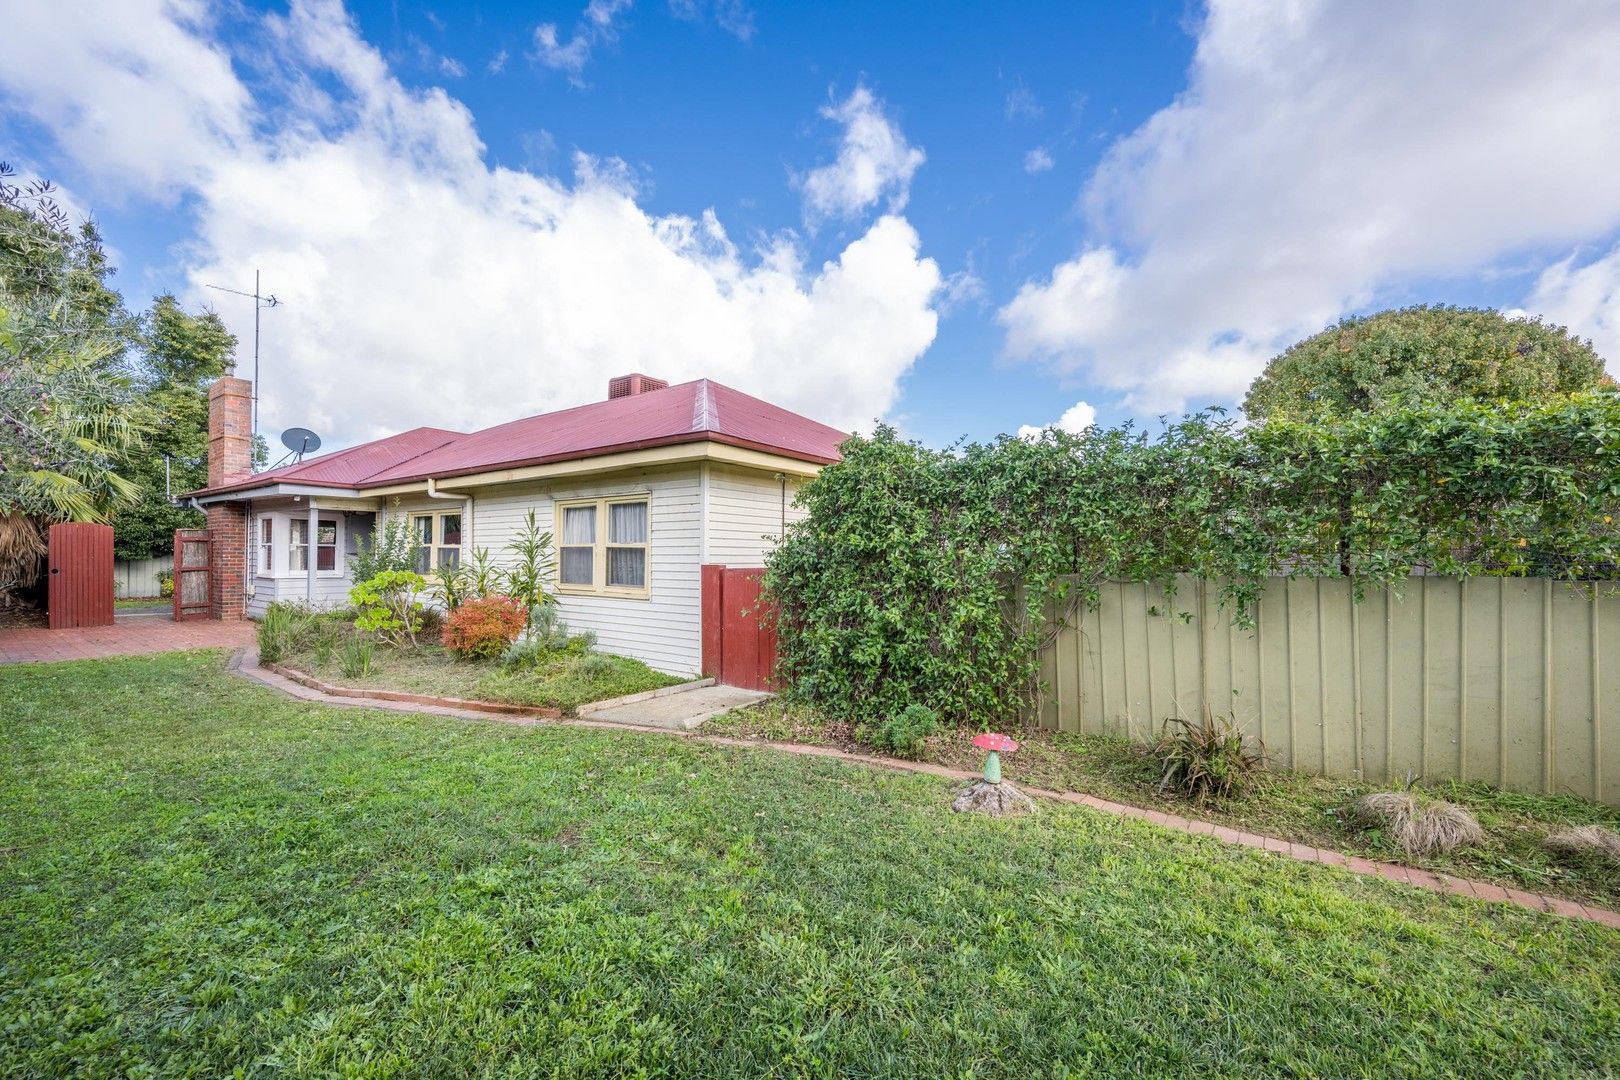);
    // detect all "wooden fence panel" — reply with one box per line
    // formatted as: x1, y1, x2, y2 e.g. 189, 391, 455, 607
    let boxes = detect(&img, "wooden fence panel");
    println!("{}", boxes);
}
1034, 575, 1620, 805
